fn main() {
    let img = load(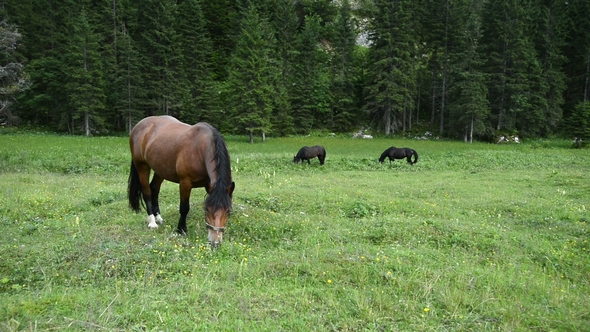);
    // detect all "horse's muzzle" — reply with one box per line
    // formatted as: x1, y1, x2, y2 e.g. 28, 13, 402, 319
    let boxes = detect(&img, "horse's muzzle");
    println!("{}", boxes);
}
206, 223, 225, 248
